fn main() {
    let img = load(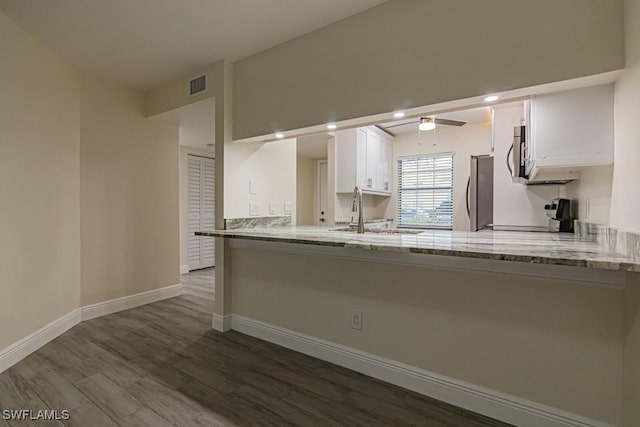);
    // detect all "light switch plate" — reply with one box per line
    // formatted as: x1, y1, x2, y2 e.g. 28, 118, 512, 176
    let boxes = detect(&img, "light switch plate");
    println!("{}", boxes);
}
249, 180, 257, 195
249, 202, 260, 216
269, 201, 277, 215
585, 198, 591, 220
351, 310, 363, 330
284, 202, 293, 215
